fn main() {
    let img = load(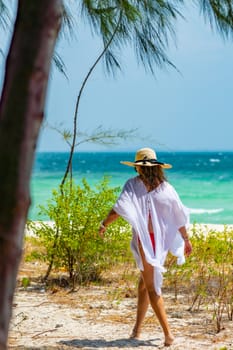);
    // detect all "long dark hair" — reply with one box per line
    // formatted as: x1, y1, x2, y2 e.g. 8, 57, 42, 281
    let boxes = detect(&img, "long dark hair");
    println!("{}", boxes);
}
137, 165, 167, 191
